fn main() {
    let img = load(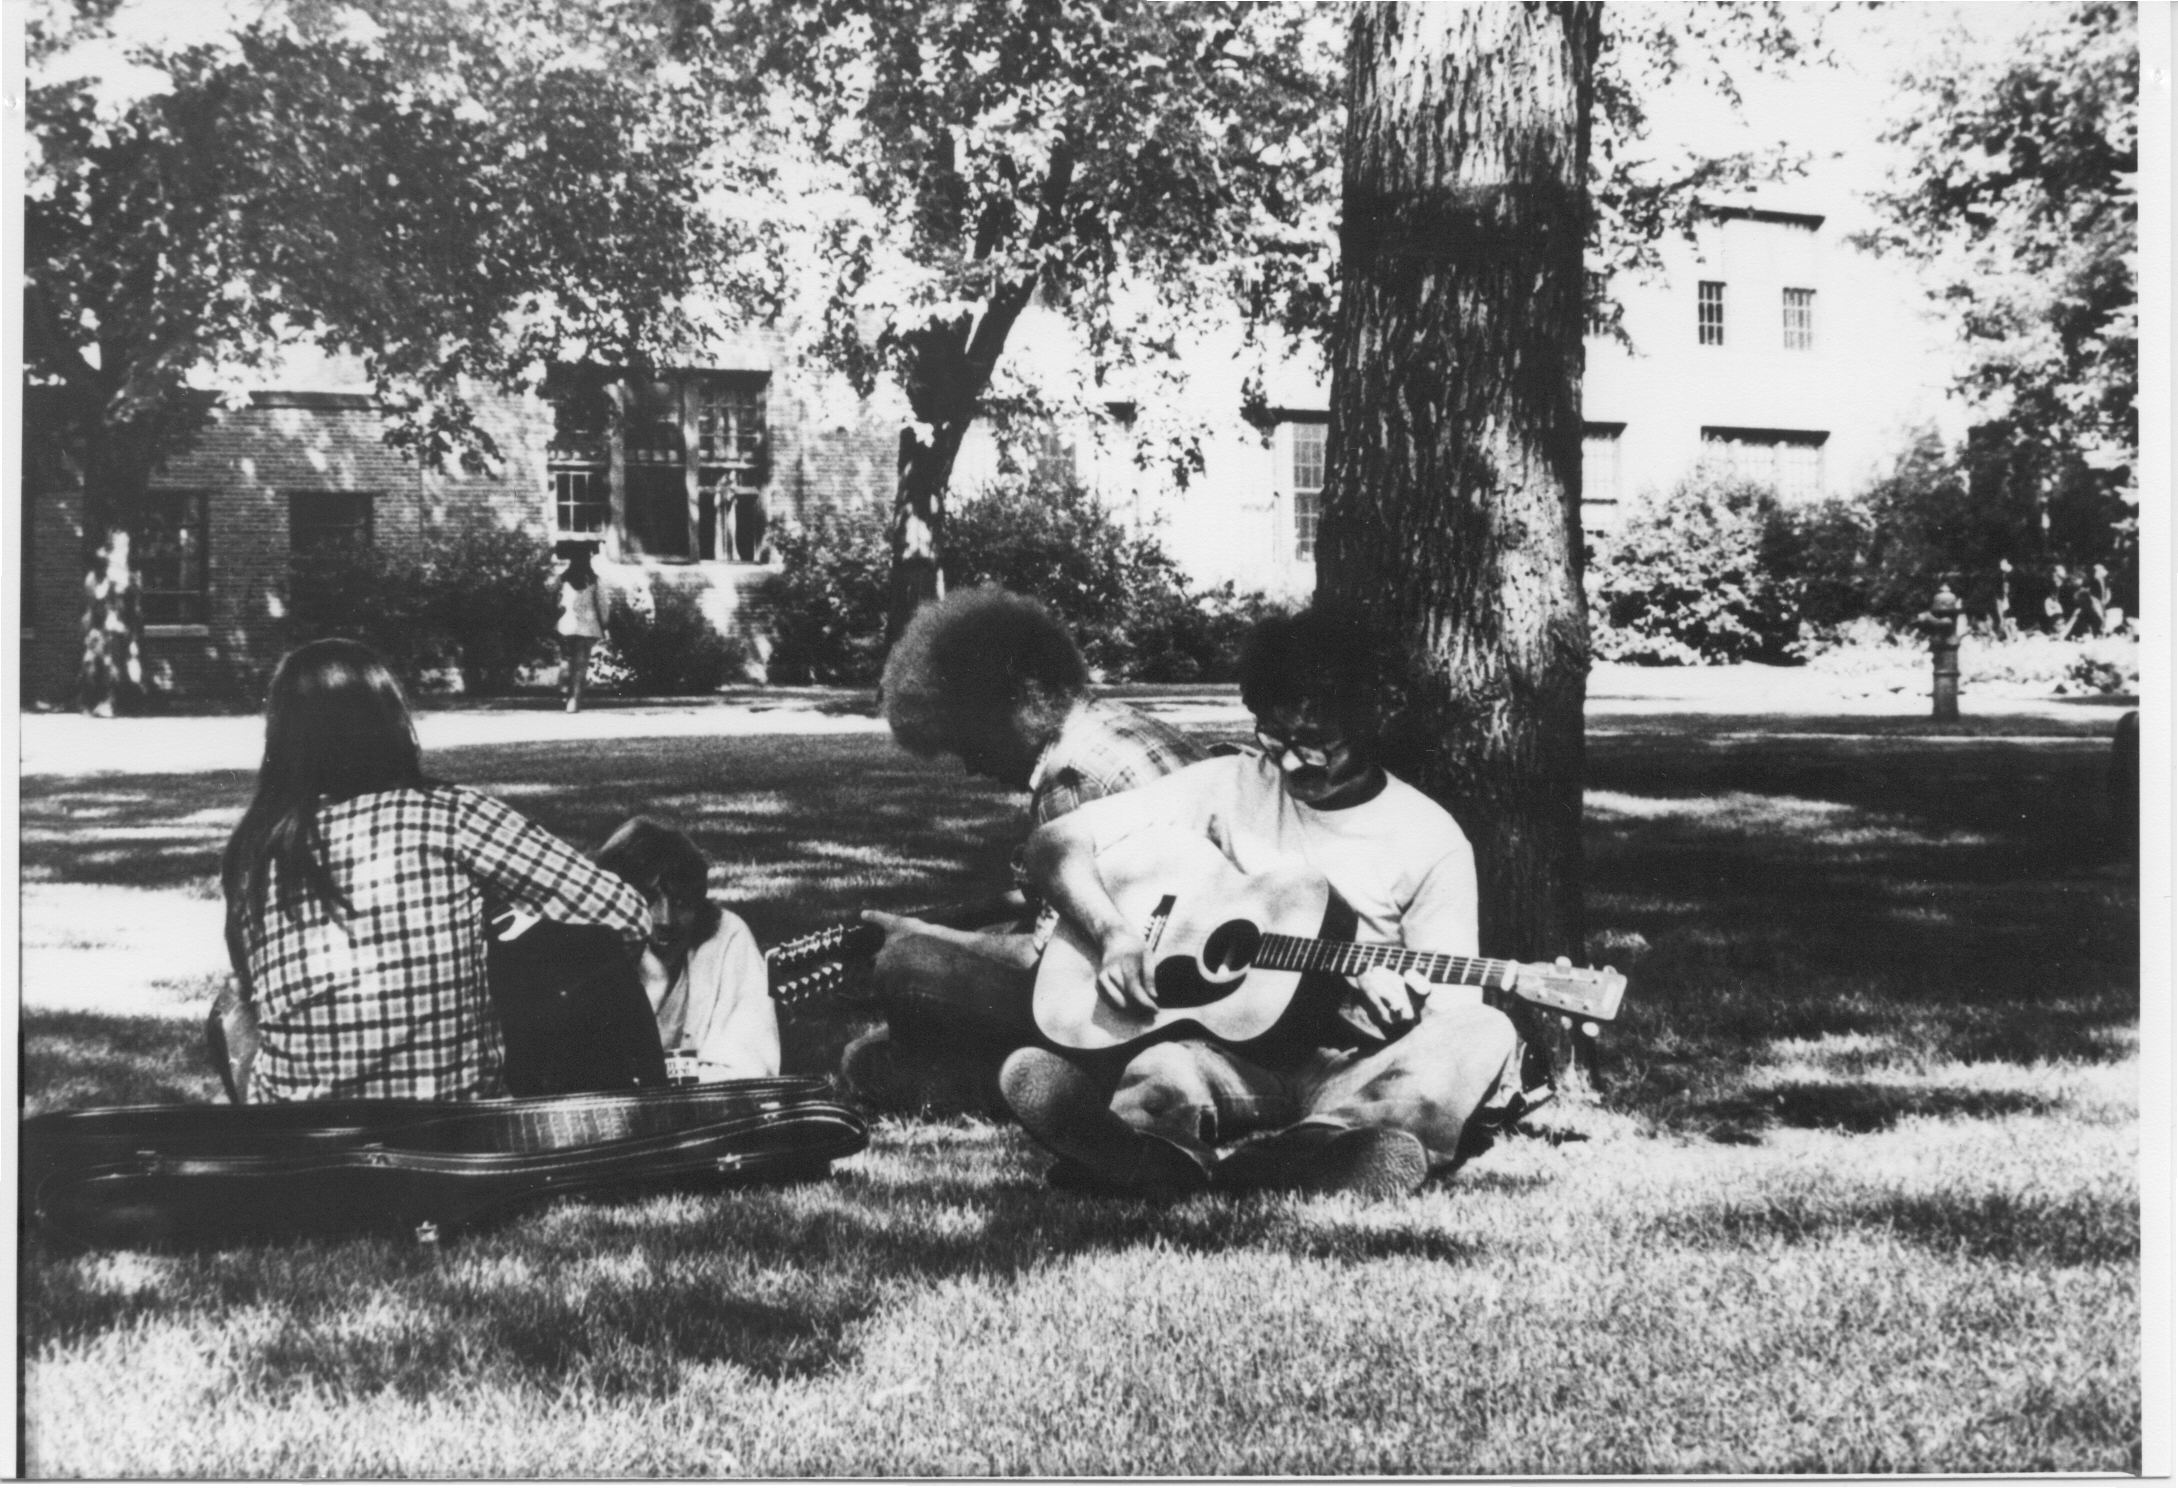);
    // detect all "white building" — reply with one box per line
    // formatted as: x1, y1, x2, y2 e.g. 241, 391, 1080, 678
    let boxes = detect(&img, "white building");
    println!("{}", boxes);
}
954, 198, 1966, 604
